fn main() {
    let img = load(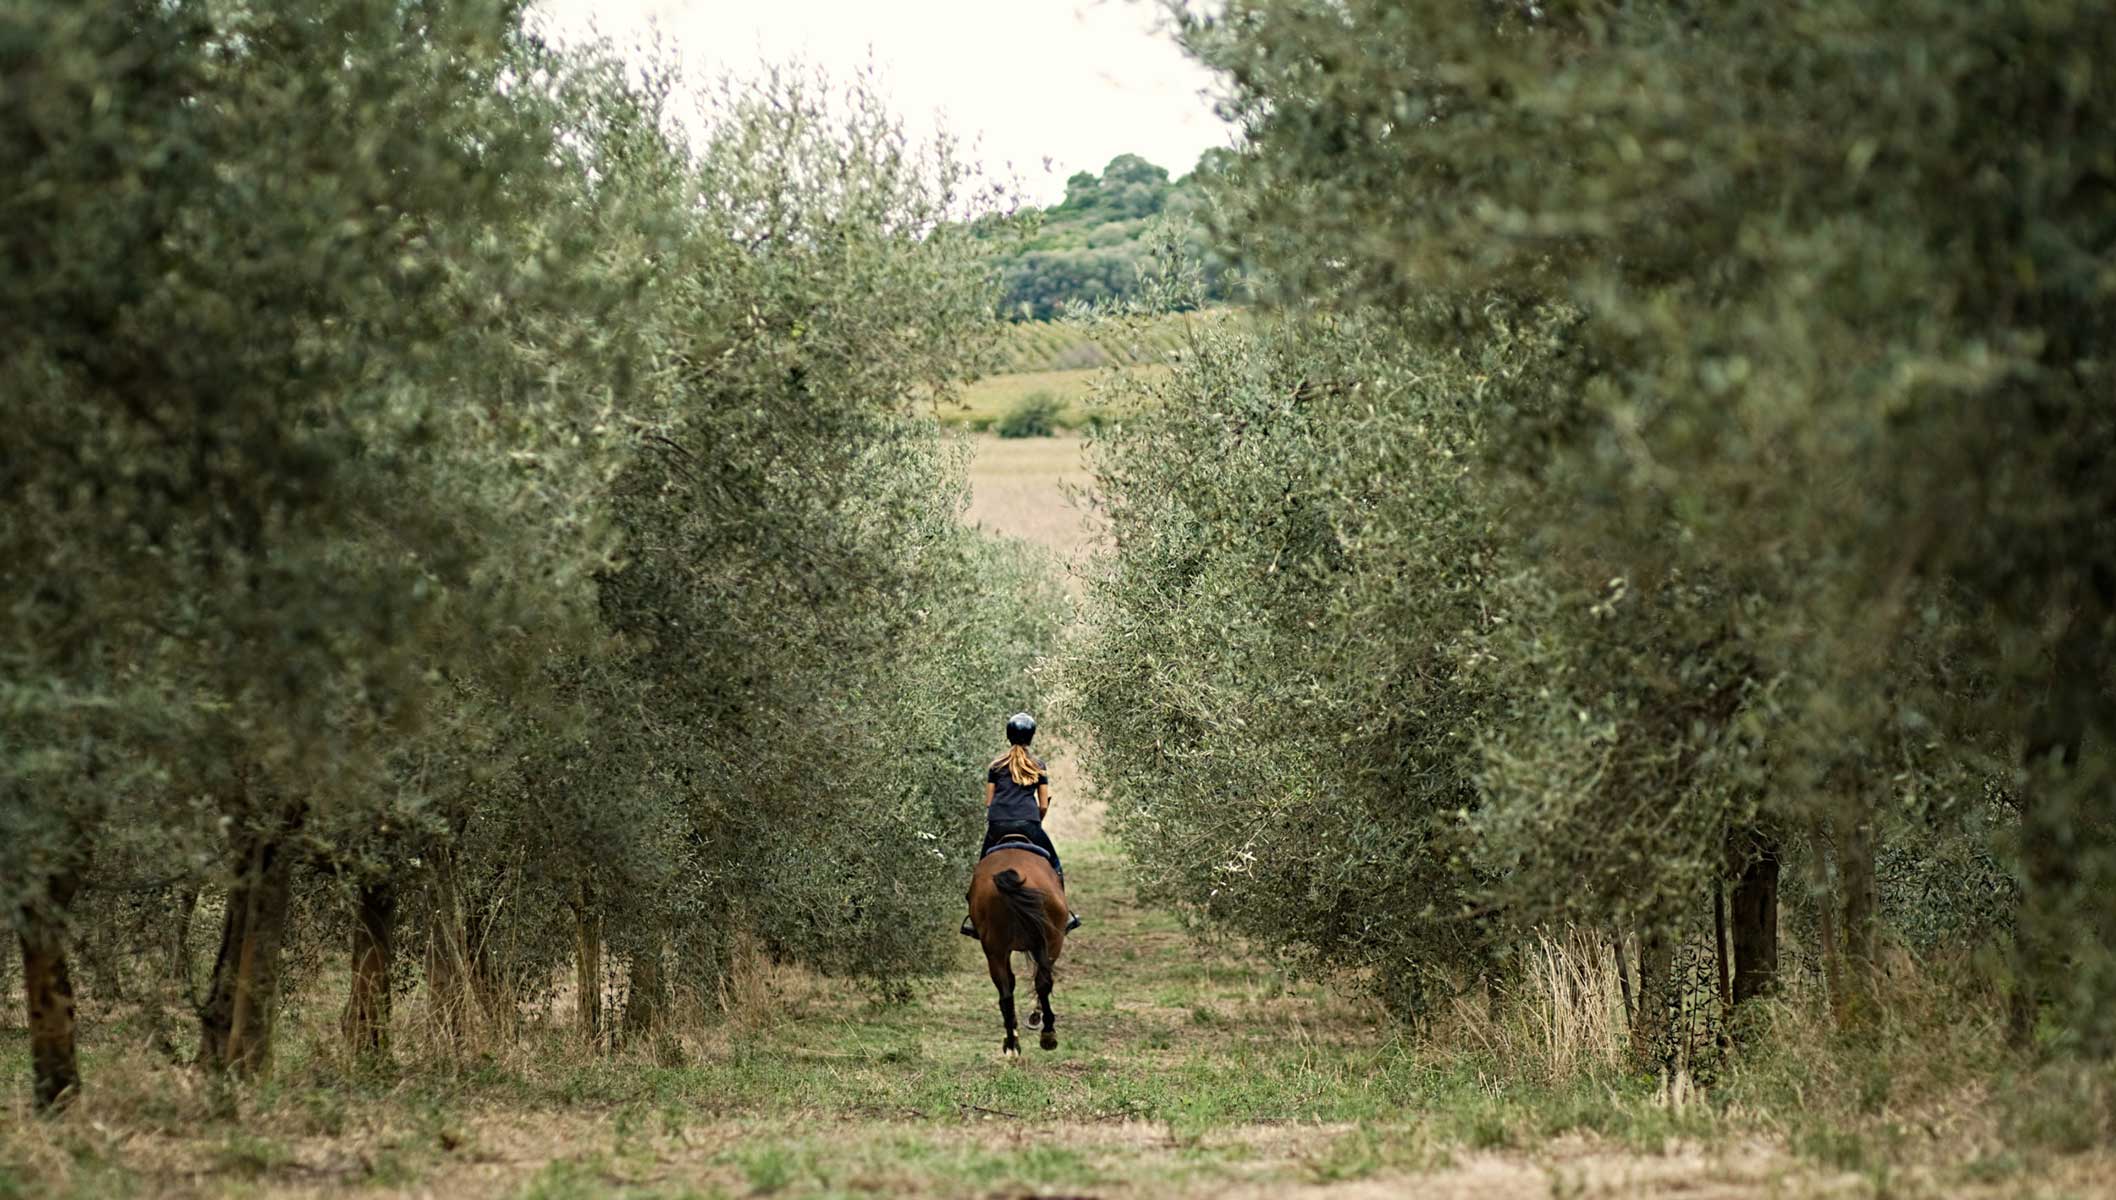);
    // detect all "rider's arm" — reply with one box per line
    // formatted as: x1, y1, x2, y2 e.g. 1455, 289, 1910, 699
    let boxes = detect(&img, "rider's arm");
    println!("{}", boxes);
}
1036, 781, 1050, 818
985, 781, 996, 808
